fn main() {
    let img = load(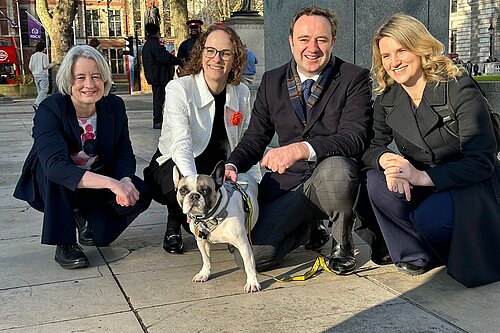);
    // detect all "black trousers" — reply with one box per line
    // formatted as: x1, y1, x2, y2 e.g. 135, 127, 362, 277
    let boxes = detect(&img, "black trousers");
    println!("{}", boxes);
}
35, 164, 152, 246
143, 149, 223, 232
152, 84, 166, 125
